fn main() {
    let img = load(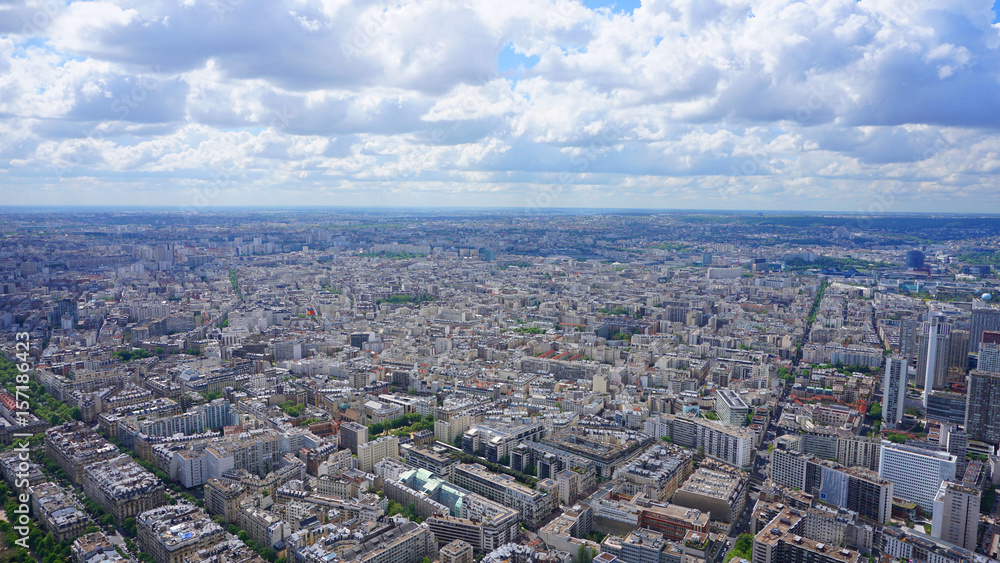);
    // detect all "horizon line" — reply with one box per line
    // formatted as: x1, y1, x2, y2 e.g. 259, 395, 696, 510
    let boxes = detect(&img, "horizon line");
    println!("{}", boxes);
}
0, 205, 998, 217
